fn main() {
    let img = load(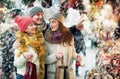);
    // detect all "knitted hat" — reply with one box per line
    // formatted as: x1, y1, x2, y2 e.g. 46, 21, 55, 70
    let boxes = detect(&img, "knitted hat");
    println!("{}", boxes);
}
15, 16, 33, 32
29, 6, 43, 17
49, 13, 64, 24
